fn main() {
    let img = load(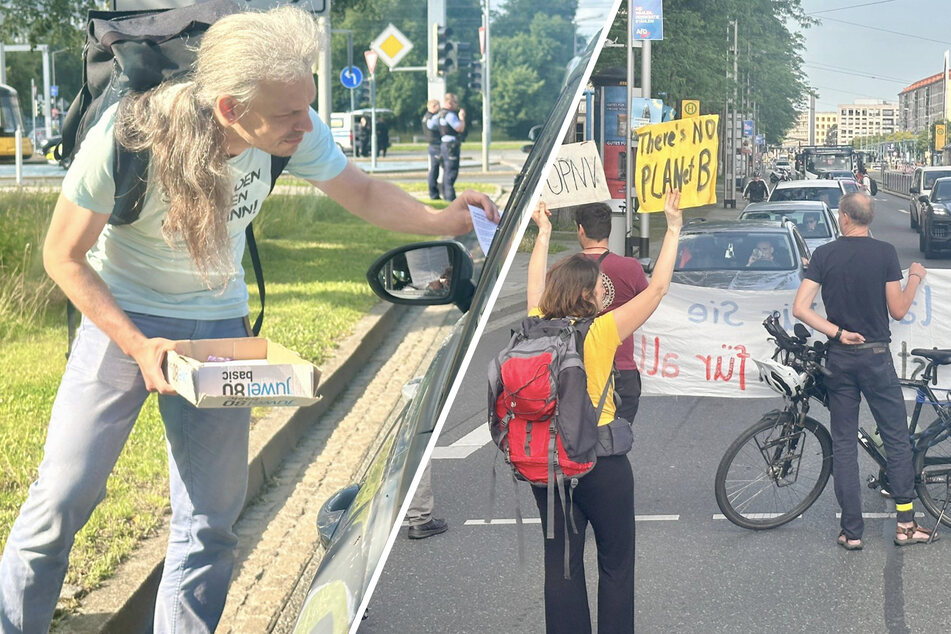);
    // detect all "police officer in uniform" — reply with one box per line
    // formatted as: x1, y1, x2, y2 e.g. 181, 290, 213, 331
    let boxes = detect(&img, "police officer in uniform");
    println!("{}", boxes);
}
427, 93, 465, 201
422, 99, 442, 200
